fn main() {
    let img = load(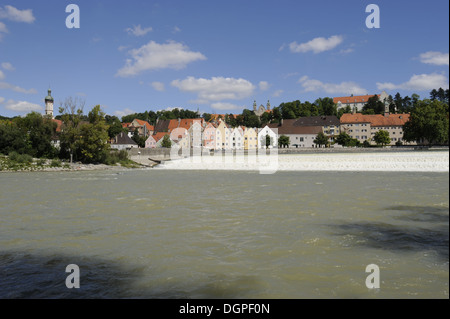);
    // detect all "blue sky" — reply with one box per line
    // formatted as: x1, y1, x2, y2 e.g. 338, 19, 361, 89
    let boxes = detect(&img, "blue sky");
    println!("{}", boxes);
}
0, 0, 448, 119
